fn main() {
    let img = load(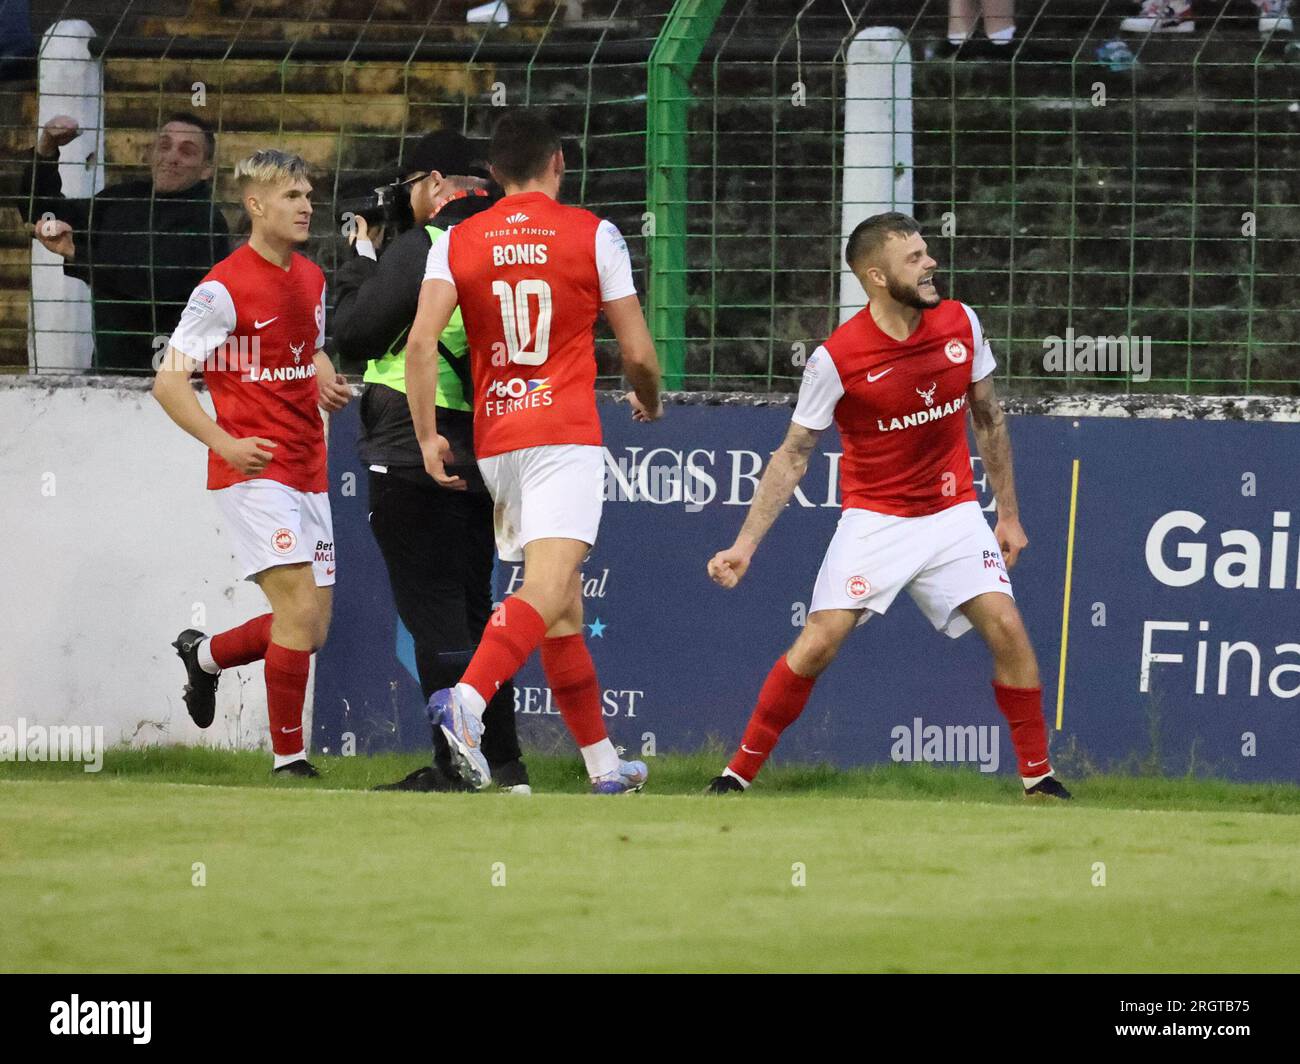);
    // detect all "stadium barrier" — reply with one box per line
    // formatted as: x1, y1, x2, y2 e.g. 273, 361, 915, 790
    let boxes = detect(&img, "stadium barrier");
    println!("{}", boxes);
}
318, 388, 1300, 783
0, 374, 315, 754
4, 375, 1299, 782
